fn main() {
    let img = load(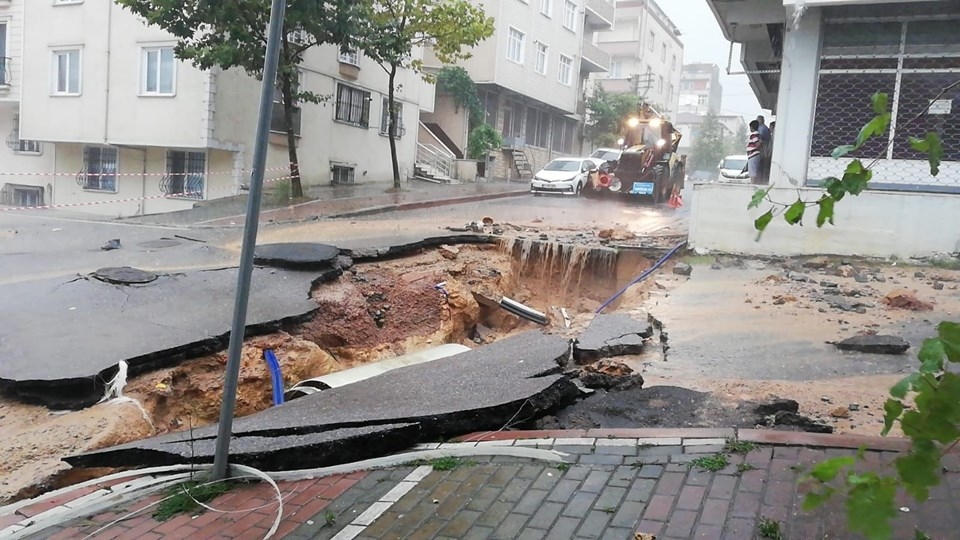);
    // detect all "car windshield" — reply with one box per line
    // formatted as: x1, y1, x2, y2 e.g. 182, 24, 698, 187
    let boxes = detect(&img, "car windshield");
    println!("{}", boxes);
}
722, 158, 748, 171
542, 160, 581, 172
591, 150, 620, 161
